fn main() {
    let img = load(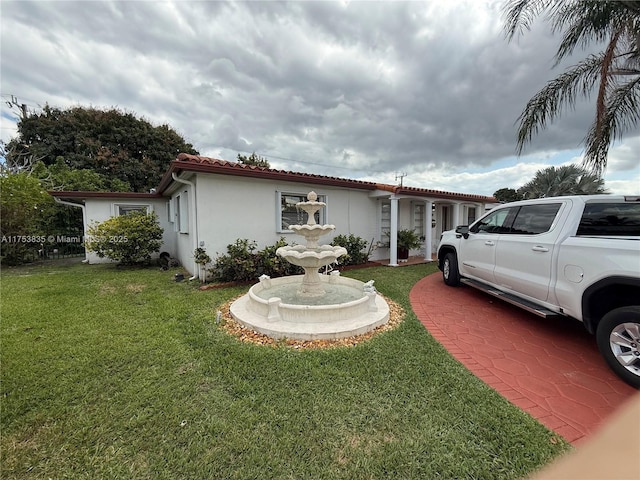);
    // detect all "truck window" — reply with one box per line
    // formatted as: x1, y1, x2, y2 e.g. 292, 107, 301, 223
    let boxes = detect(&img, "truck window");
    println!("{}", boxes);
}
470, 207, 518, 234
577, 203, 640, 236
510, 203, 562, 235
